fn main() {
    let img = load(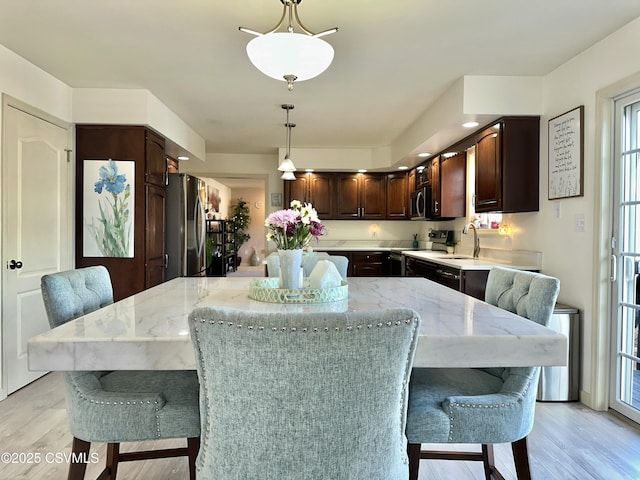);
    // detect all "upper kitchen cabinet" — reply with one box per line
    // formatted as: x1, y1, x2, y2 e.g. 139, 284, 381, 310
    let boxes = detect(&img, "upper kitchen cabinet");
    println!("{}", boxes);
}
283, 172, 333, 219
75, 125, 167, 301
408, 168, 417, 192
284, 172, 310, 204
334, 173, 386, 220
416, 162, 431, 188
438, 152, 466, 218
145, 130, 167, 187
474, 116, 540, 213
429, 156, 441, 217
386, 172, 410, 219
